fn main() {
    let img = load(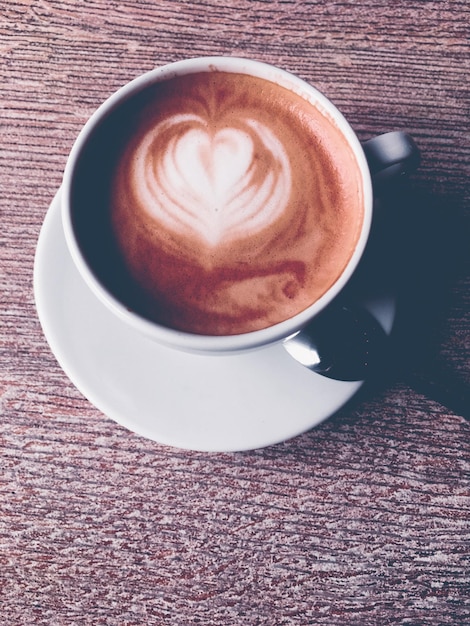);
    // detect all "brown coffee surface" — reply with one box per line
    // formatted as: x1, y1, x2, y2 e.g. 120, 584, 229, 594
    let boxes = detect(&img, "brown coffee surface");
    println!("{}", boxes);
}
110, 71, 364, 335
